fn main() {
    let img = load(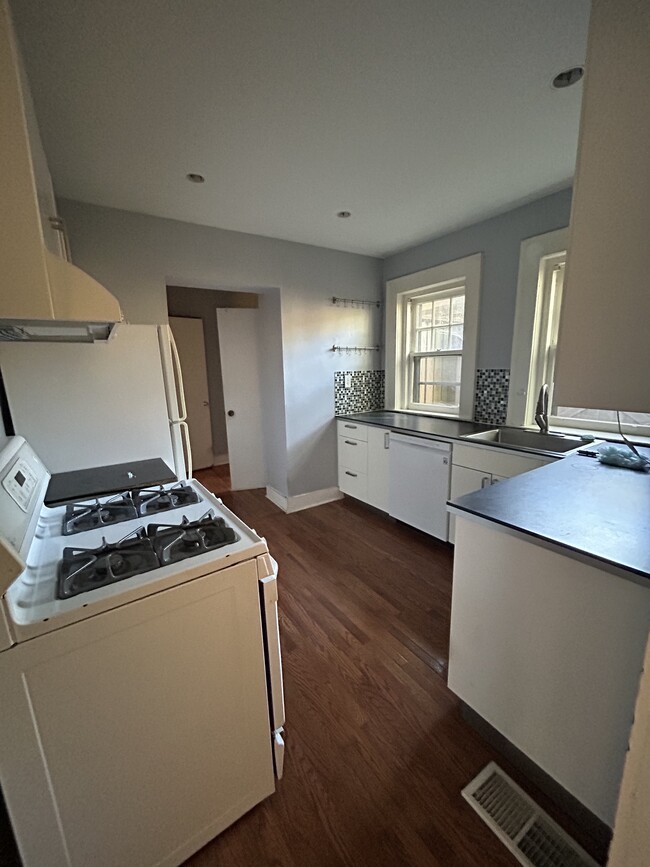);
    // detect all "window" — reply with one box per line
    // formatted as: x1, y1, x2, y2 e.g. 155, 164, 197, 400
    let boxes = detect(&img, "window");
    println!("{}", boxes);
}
525, 253, 565, 425
509, 230, 650, 436
407, 287, 465, 412
385, 253, 481, 419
